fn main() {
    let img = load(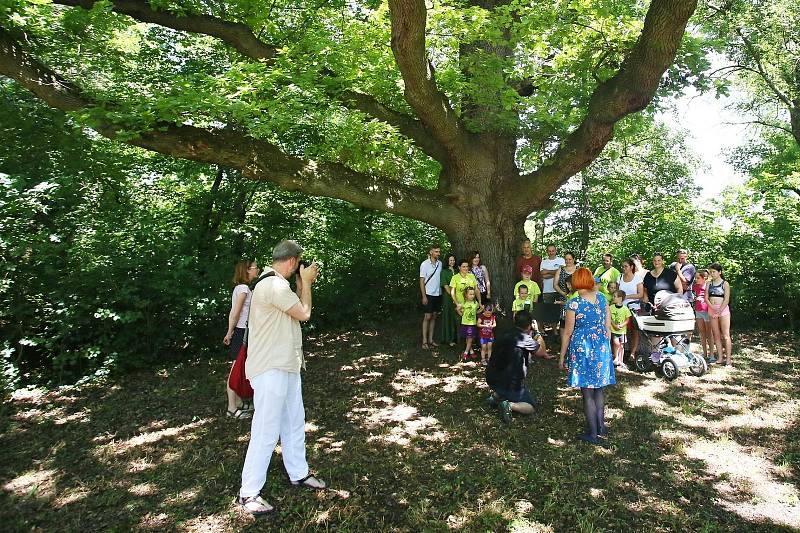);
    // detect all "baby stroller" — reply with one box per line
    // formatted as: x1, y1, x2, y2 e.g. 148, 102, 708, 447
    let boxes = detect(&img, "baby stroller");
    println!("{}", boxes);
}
632, 291, 708, 381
